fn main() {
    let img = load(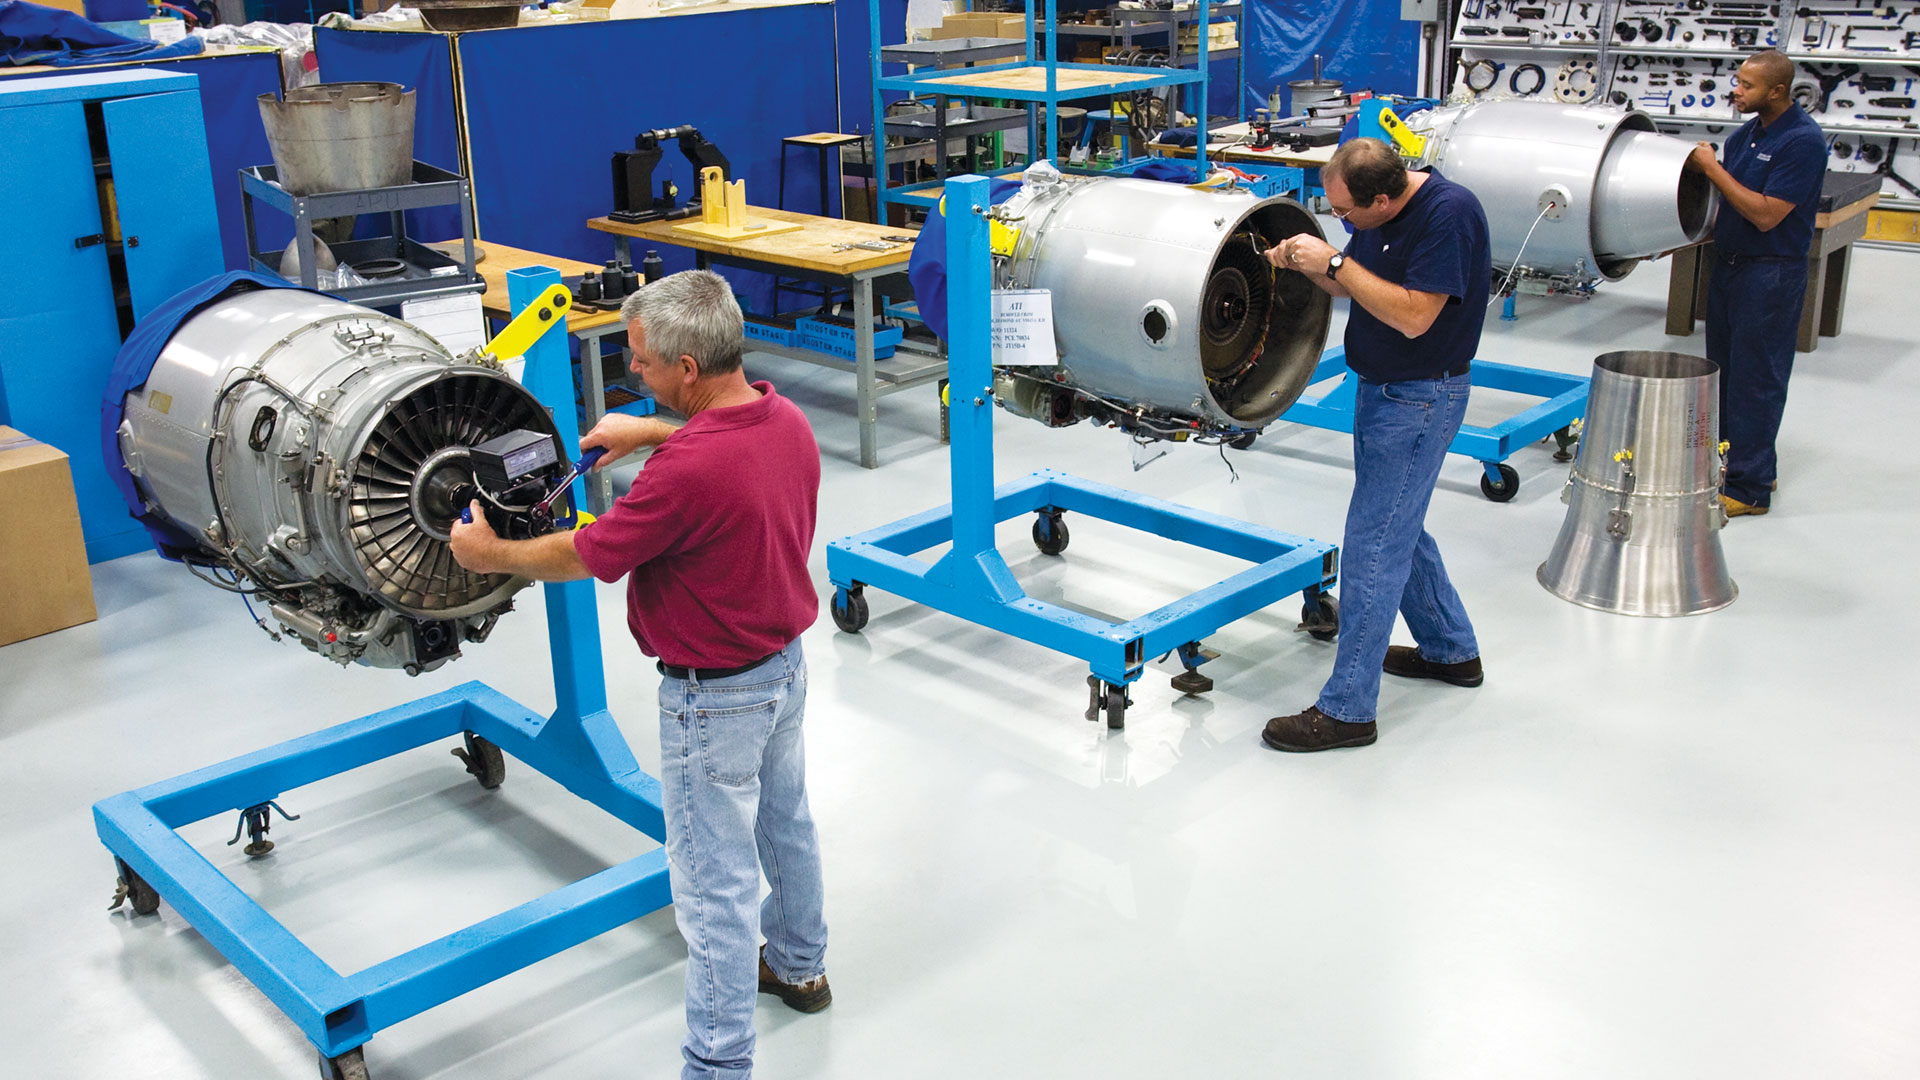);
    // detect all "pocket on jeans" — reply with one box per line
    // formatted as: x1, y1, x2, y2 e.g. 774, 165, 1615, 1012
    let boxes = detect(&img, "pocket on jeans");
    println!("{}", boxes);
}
693, 696, 781, 786
1380, 379, 1438, 407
